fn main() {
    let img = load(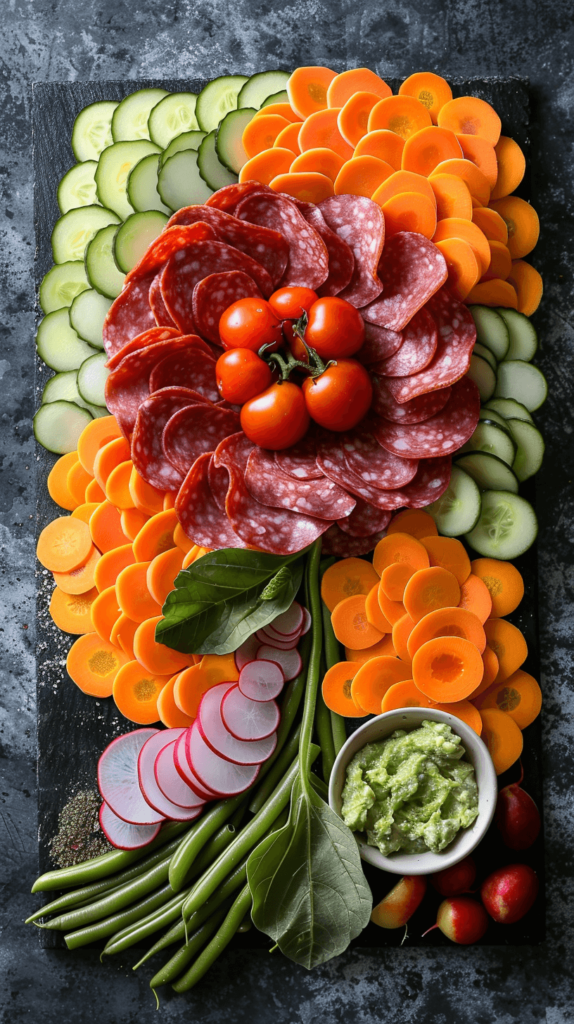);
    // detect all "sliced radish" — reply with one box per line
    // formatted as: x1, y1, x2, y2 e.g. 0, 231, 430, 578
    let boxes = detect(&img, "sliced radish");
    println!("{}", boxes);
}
235, 634, 260, 670
256, 628, 299, 650
268, 602, 304, 636
221, 684, 280, 741
139, 731, 206, 821
300, 606, 311, 635
198, 682, 277, 764
155, 740, 207, 809
188, 721, 260, 796
99, 801, 161, 850
239, 659, 284, 702
174, 732, 217, 800
256, 644, 302, 682
265, 623, 302, 643
98, 728, 165, 825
